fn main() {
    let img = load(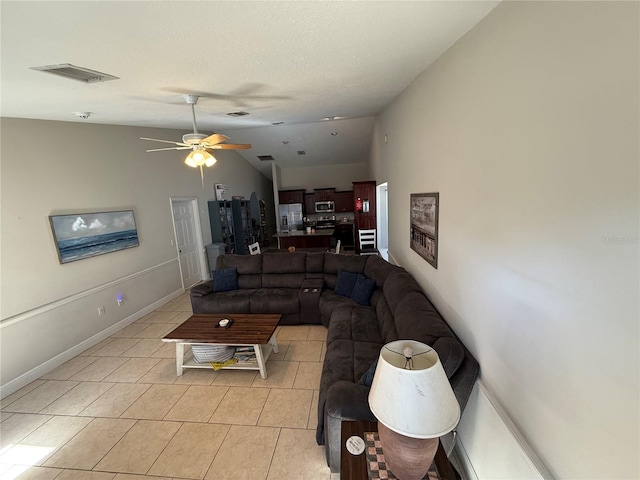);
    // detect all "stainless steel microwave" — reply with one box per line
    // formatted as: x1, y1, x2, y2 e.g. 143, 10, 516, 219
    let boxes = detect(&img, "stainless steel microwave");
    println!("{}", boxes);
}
315, 201, 335, 213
